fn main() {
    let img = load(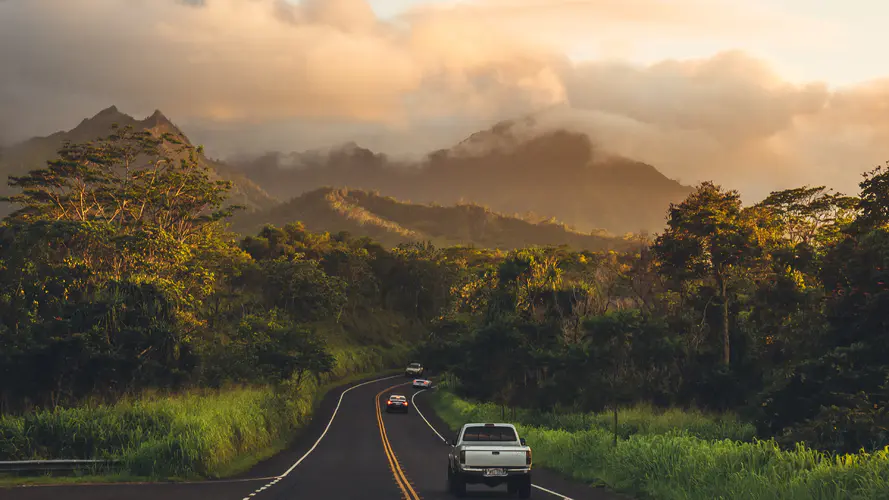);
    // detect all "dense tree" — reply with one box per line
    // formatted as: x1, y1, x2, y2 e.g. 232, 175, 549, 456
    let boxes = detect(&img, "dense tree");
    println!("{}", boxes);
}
756, 186, 857, 248
753, 170, 889, 452
4, 126, 237, 239
231, 309, 335, 386
653, 182, 759, 365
